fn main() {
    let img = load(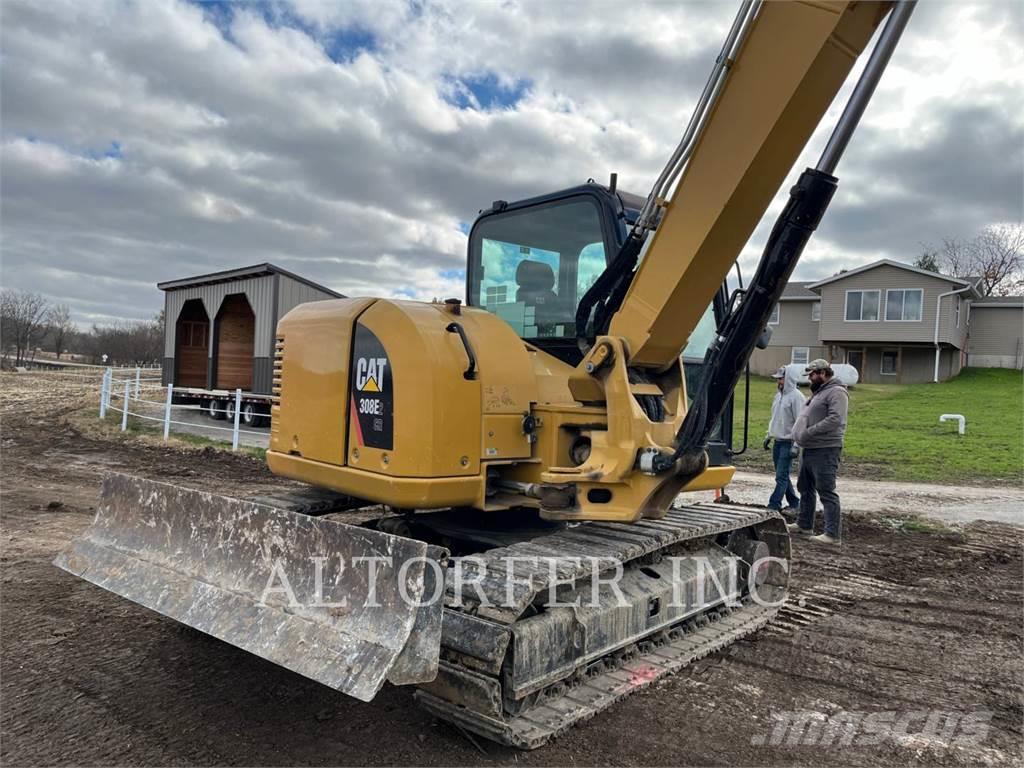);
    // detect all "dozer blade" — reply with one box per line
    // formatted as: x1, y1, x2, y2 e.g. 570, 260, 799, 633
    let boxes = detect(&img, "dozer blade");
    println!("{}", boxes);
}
54, 473, 446, 701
